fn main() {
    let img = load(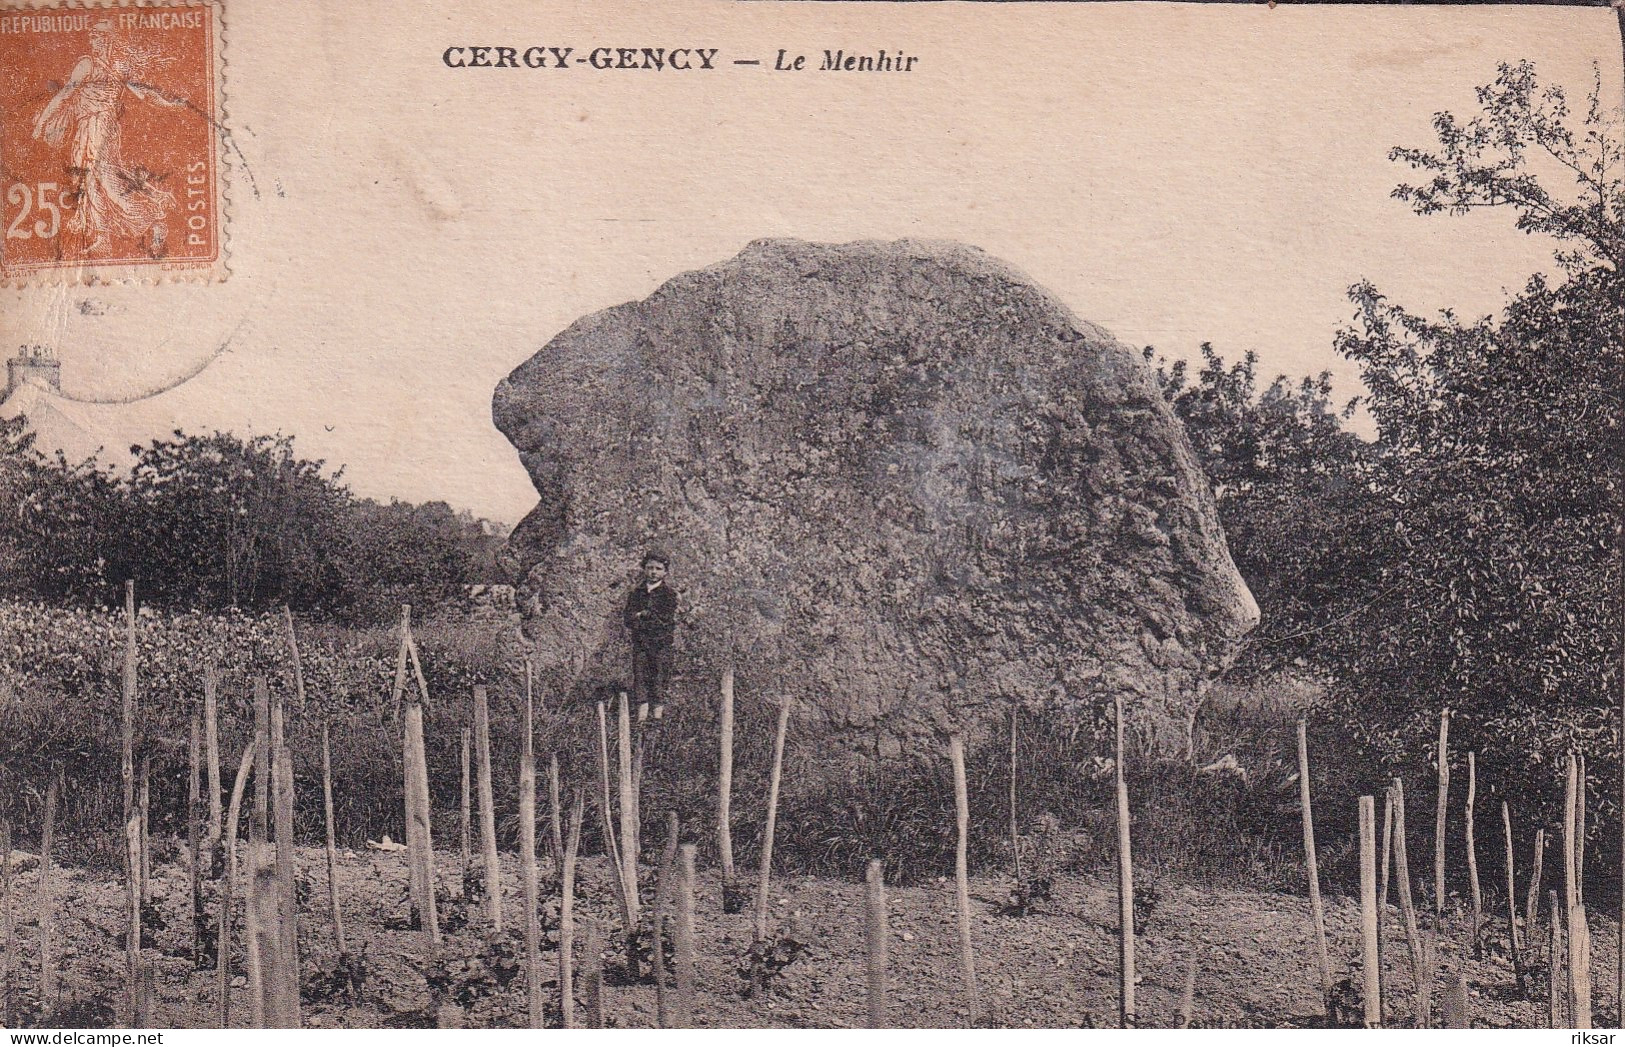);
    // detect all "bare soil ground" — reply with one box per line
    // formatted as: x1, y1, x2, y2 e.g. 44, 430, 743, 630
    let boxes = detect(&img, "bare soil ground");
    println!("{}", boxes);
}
0, 843, 1614, 1029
